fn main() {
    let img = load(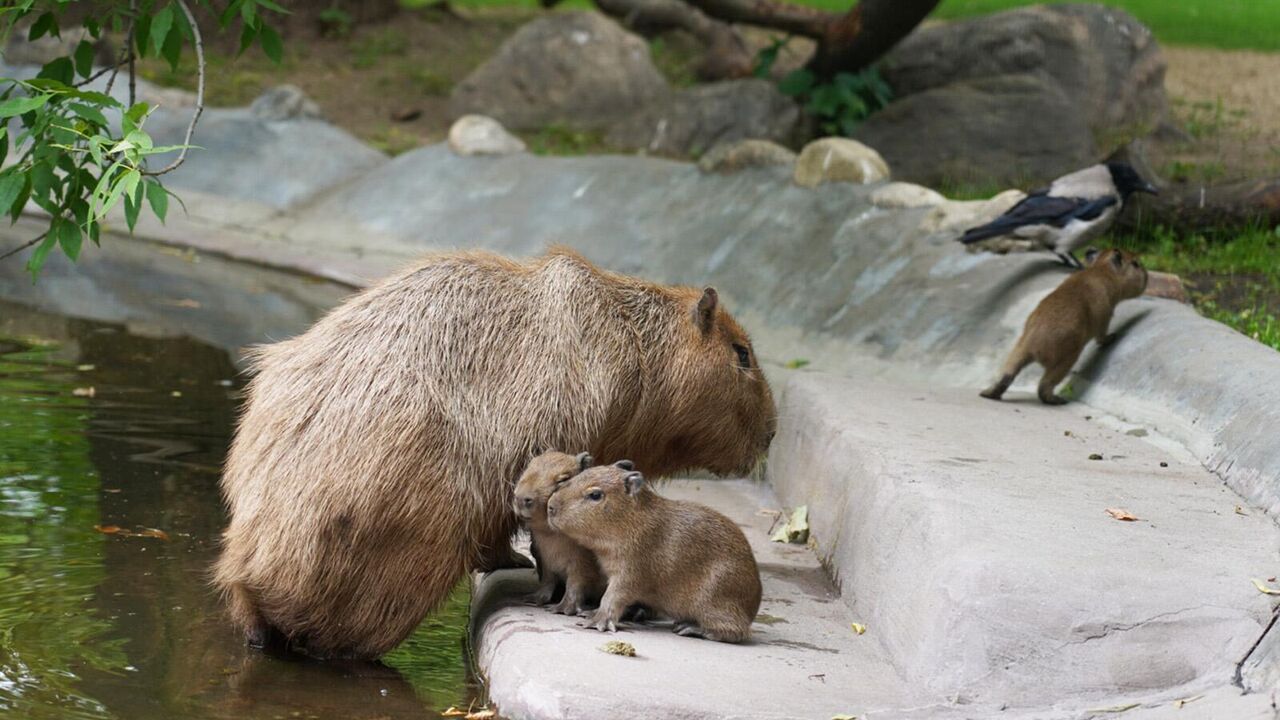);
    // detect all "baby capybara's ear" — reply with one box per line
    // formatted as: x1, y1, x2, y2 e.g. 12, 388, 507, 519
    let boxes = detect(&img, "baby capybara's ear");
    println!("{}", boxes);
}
614, 460, 635, 471
694, 287, 718, 335
623, 471, 645, 496
576, 452, 593, 471
1084, 247, 1100, 265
